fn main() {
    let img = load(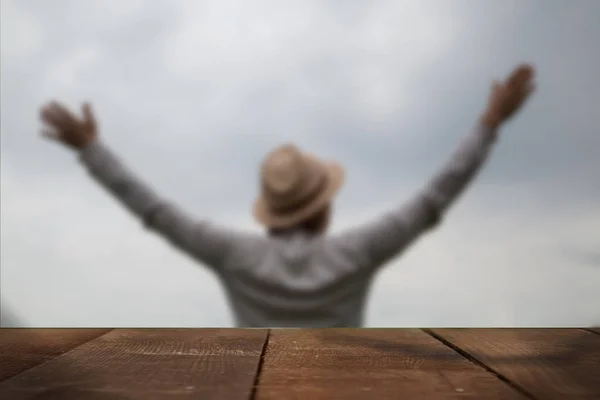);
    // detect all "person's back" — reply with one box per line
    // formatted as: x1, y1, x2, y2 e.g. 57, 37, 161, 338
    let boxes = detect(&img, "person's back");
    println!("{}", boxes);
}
39, 64, 536, 327
220, 231, 373, 327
